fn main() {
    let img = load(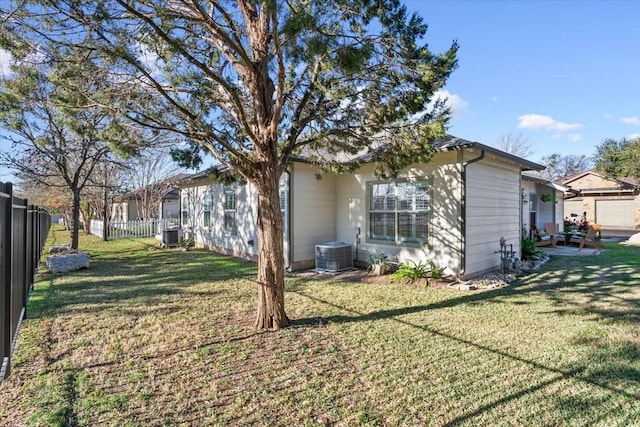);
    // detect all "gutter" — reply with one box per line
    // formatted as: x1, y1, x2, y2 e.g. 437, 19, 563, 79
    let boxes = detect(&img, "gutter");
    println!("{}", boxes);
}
460, 148, 485, 278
